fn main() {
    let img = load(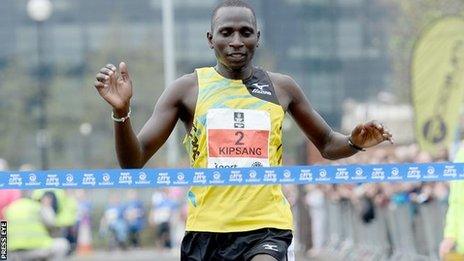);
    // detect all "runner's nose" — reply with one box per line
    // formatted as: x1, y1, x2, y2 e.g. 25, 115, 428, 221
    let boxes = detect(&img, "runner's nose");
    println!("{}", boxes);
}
229, 33, 244, 49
